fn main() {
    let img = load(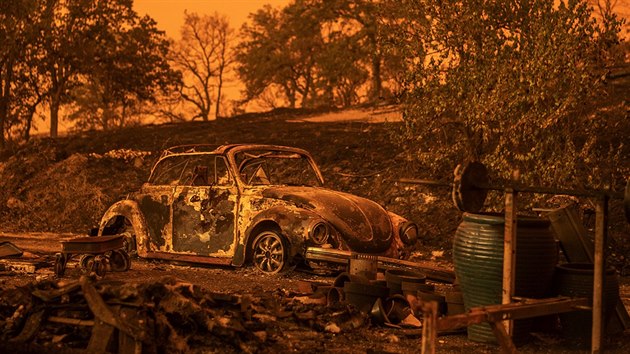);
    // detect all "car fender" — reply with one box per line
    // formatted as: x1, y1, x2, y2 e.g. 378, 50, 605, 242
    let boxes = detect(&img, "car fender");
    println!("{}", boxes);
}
99, 200, 151, 257
233, 205, 318, 266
